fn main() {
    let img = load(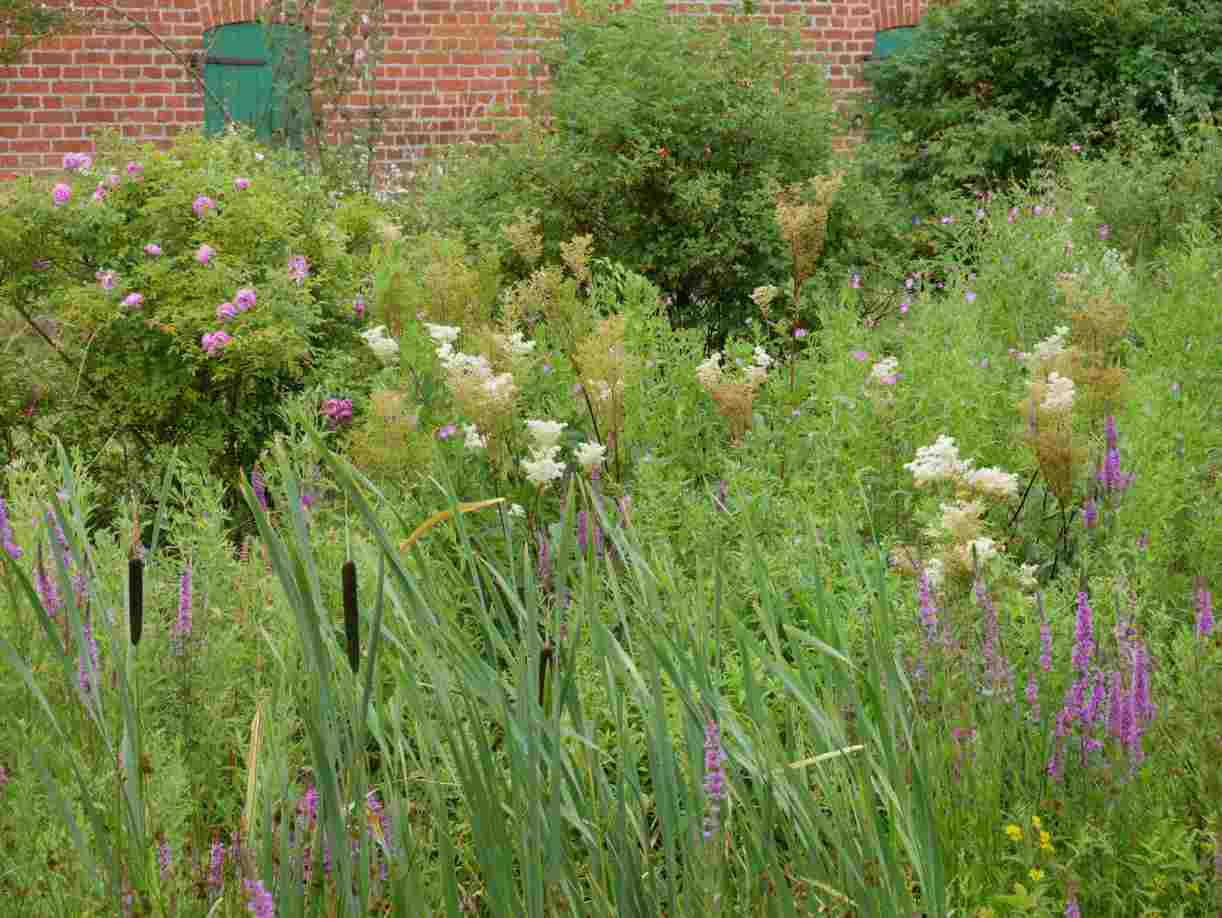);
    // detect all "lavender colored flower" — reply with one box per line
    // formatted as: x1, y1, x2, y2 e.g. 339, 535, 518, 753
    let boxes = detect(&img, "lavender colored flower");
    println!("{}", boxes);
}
144, 243, 161, 256
1024, 673, 1040, 720
1039, 613, 1053, 674
192, 195, 215, 217
77, 615, 99, 697
437, 423, 457, 440
63, 152, 91, 172
1106, 670, 1124, 740
217, 302, 238, 321
196, 244, 215, 265
91, 183, 107, 203
244, 878, 275, 917
1196, 581, 1215, 639
1047, 704, 1074, 781
899, 300, 910, 315
208, 840, 226, 897
321, 398, 354, 429
702, 719, 728, 839
126, 161, 143, 179
353, 295, 366, 319
235, 287, 257, 311
234, 176, 251, 190
1072, 592, 1095, 676
174, 564, 193, 645
917, 571, 939, 643
1081, 498, 1098, 529
1065, 896, 1080, 918
1131, 639, 1154, 724
288, 254, 310, 284
157, 839, 173, 882
96, 270, 117, 291
251, 468, 268, 512
975, 577, 1012, 698
201, 330, 232, 356
0, 498, 21, 560
122, 292, 144, 309
1136, 531, 1149, 551
35, 546, 61, 618
1097, 224, 1111, 241
965, 290, 977, 303
793, 326, 808, 339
